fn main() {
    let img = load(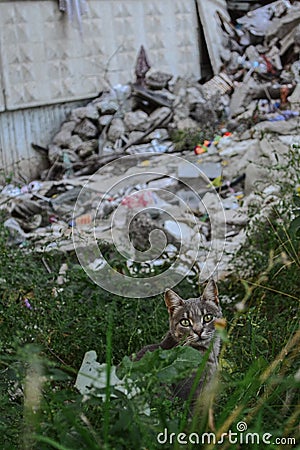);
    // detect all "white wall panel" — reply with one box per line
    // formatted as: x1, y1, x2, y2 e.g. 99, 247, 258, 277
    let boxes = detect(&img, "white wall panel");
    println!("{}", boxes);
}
0, 0, 200, 110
